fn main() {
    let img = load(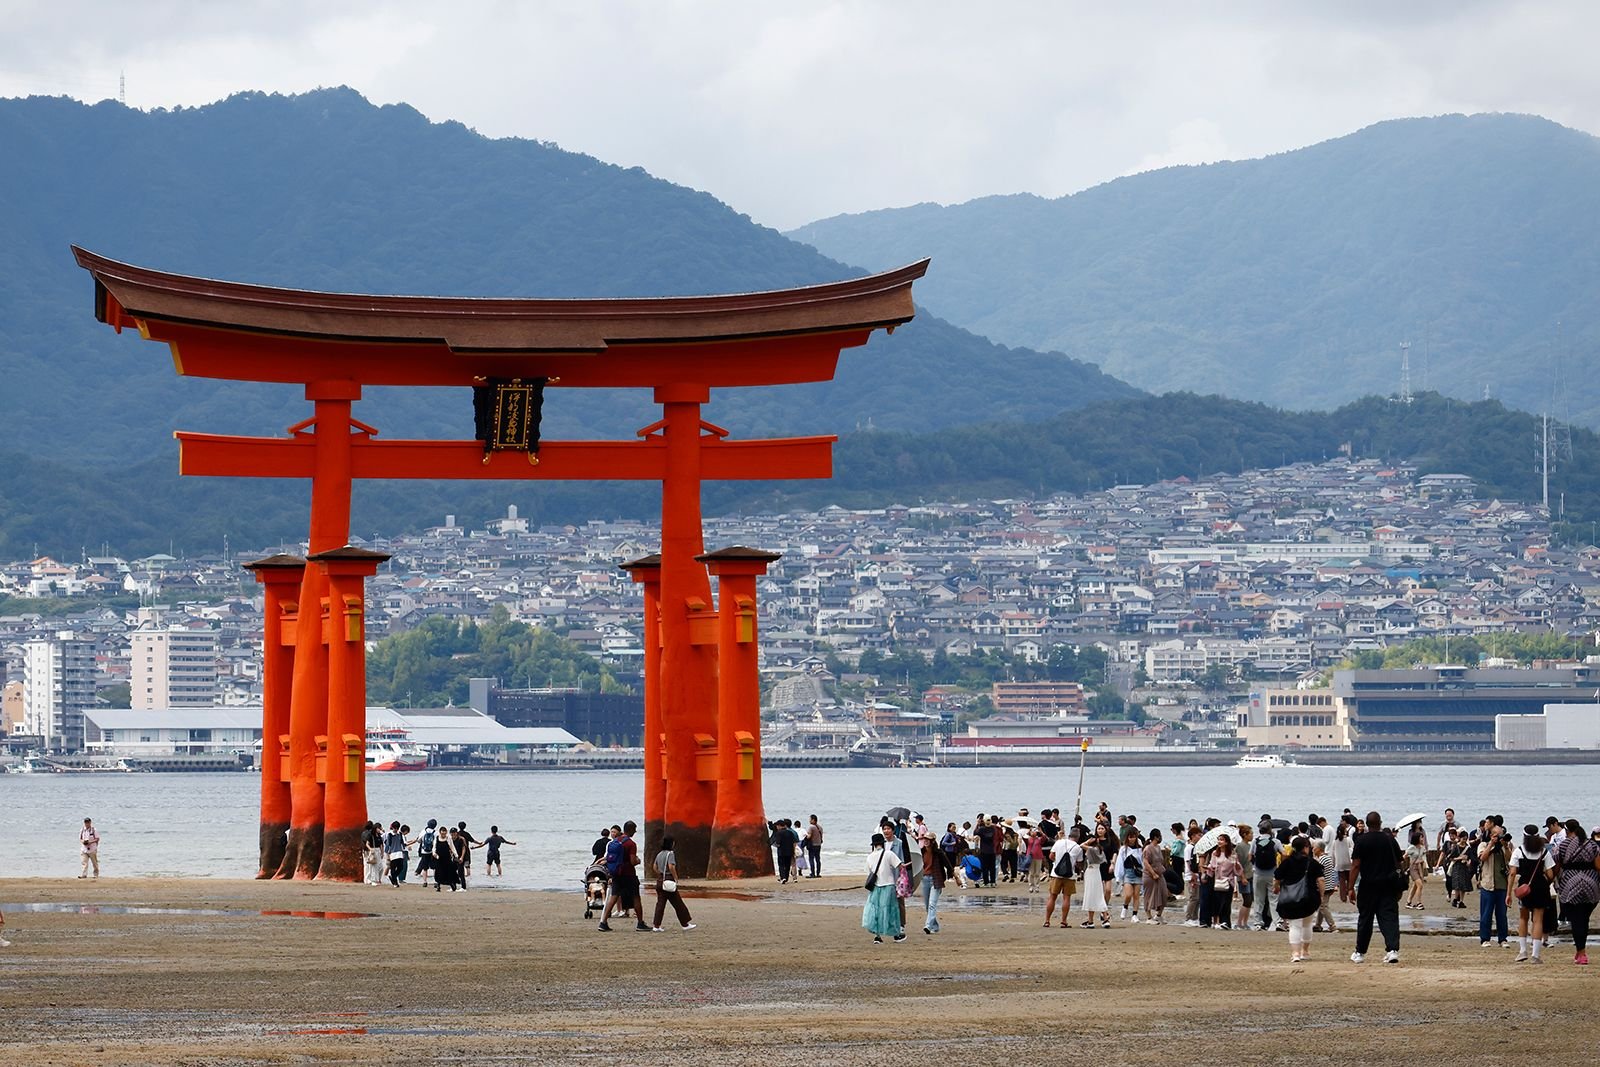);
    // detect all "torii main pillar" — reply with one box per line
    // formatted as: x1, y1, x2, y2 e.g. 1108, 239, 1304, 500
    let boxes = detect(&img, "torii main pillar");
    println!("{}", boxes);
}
74, 245, 927, 881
